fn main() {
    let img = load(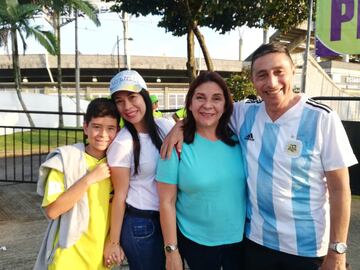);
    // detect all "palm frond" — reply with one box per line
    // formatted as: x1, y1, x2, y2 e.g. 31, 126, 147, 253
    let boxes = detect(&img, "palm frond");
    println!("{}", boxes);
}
25, 24, 57, 54
18, 27, 27, 53
66, 0, 100, 26
0, 28, 10, 49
